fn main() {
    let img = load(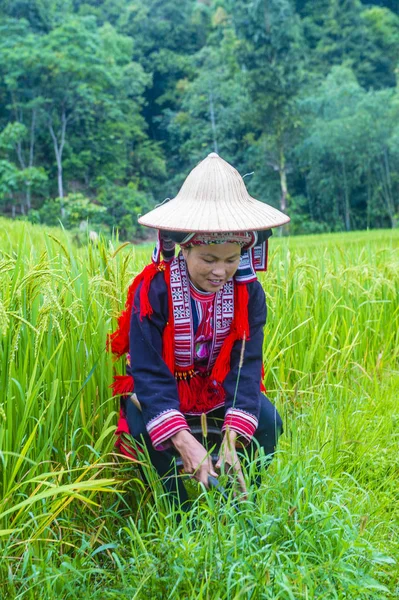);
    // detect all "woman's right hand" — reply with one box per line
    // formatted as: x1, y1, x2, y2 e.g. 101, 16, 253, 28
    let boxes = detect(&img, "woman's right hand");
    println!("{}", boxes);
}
171, 430, 217, 487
